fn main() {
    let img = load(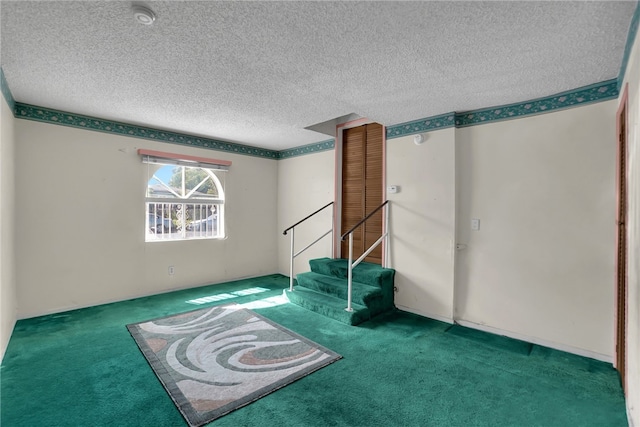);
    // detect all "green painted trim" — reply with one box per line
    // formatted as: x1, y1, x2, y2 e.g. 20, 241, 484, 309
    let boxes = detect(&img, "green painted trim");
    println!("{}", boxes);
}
0, 68, 16, 111
454, 79, 618, 128
386, 79, 618, 139
14, 102, 279, 159
1, 71, 622, 159
277, 139, 335, 159
386, 113, 456, 139
618, 0, 640, 89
